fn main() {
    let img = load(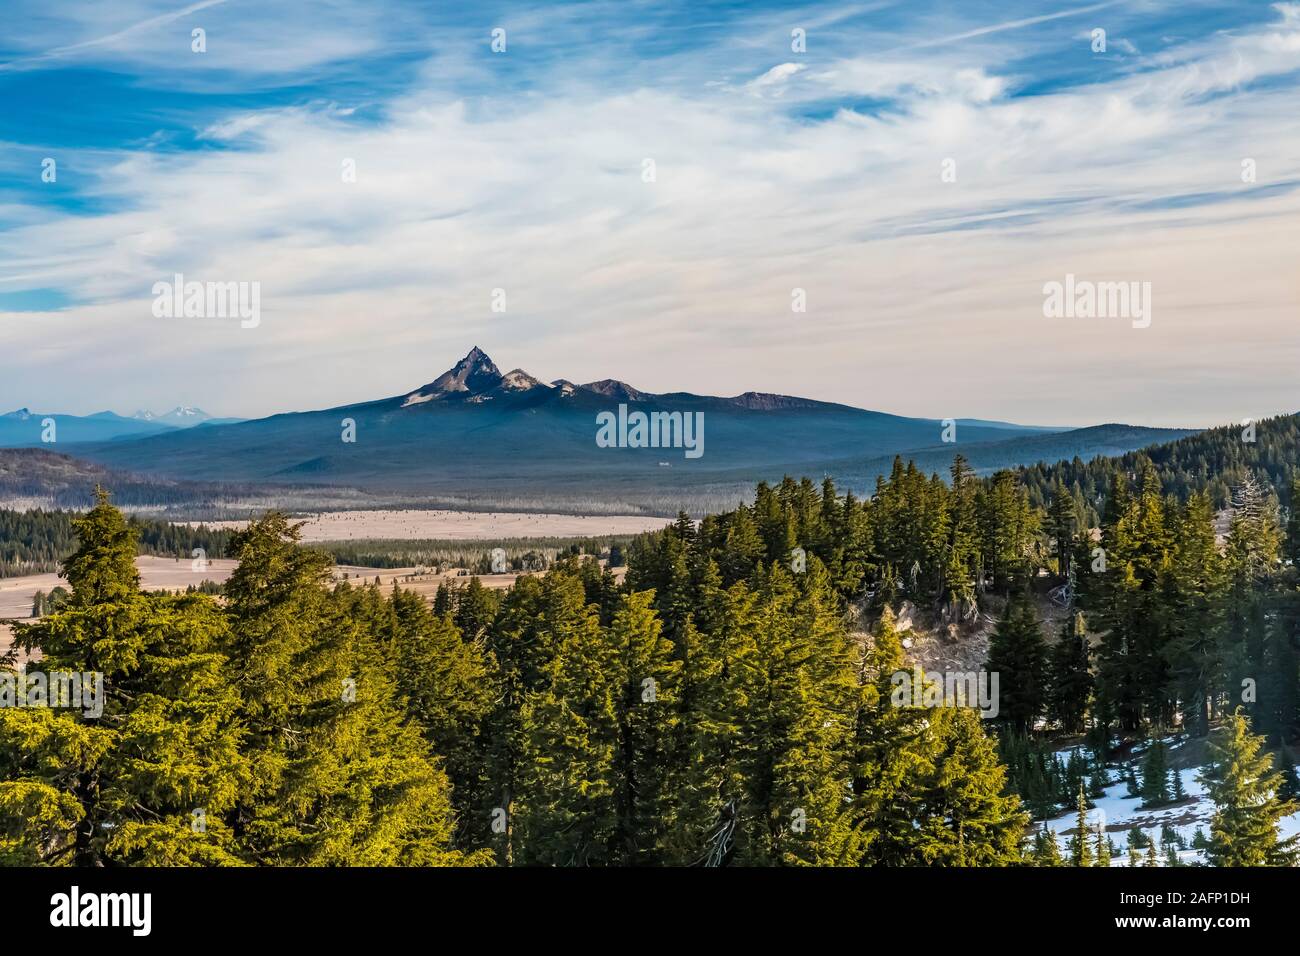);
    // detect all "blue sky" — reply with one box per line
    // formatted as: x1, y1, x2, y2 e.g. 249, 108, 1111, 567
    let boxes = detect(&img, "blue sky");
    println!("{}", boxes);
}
1, 0, 1298, 426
